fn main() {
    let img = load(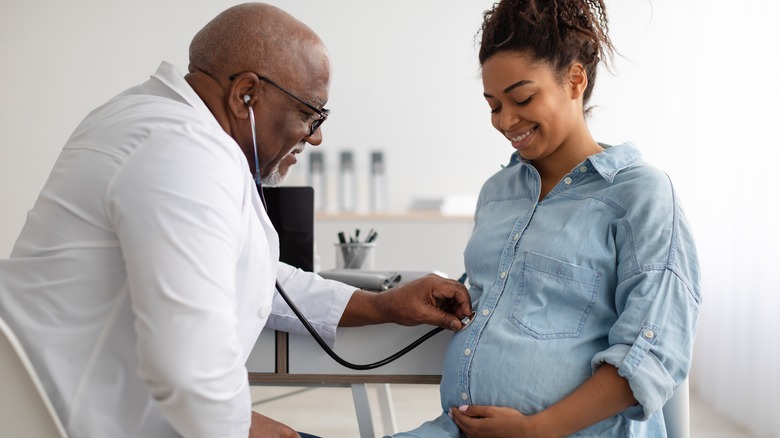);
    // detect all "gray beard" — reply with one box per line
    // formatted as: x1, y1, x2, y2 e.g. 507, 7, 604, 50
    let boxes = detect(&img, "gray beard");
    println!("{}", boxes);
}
260, 163, 285, 186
